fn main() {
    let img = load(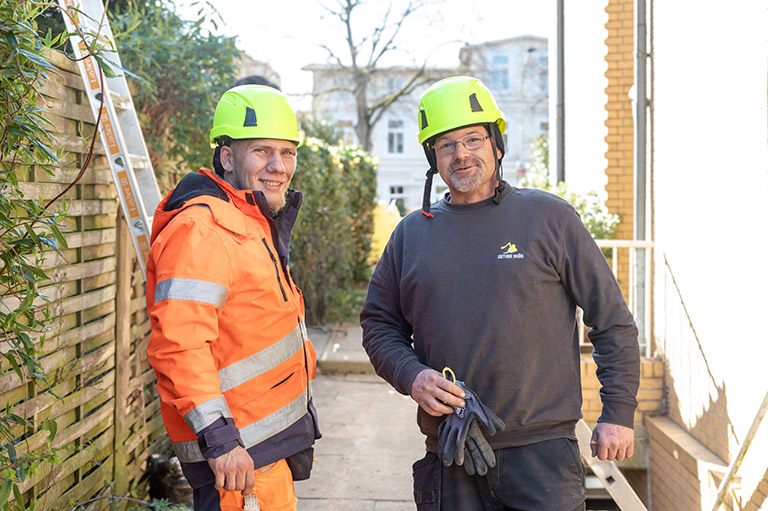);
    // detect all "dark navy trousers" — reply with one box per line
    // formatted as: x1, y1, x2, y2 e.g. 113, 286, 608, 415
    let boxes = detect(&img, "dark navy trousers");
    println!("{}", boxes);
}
413, 438, 587, 511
